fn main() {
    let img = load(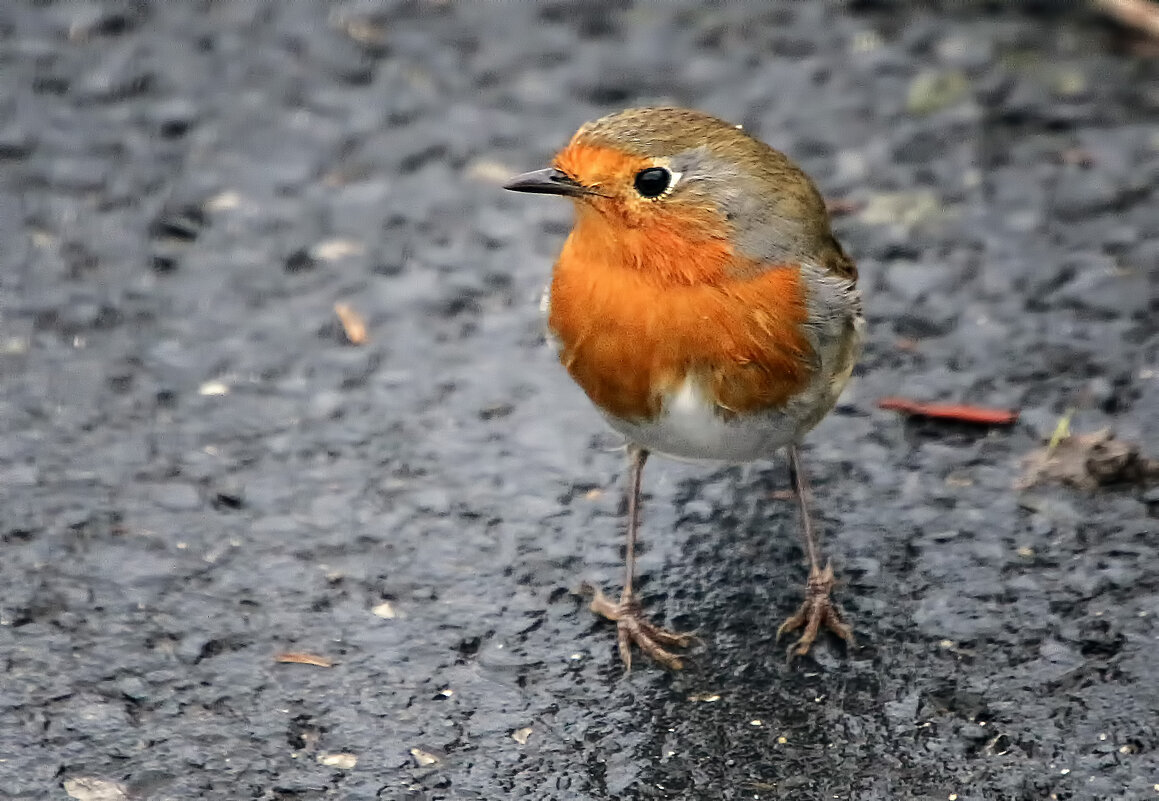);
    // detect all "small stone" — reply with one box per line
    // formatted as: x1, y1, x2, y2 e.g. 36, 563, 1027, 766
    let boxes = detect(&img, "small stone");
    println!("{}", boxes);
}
413, 488, 451, 515
116, 677, 149, 702
204, 190, 241, 212
312, 239, 364, 261
317, 752, 358, 769
884, 692, 920, 726
466, 158, 516, 184
858, 191, 944, 228
149, 483, 200, 512
198, 380, 229, 396
64, 777, 129, 801
907, 69, 969, 115
959, 723, 989, 742
410, 747, 441, 766
0, 464, 39, 487
372, 601, 398, 619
